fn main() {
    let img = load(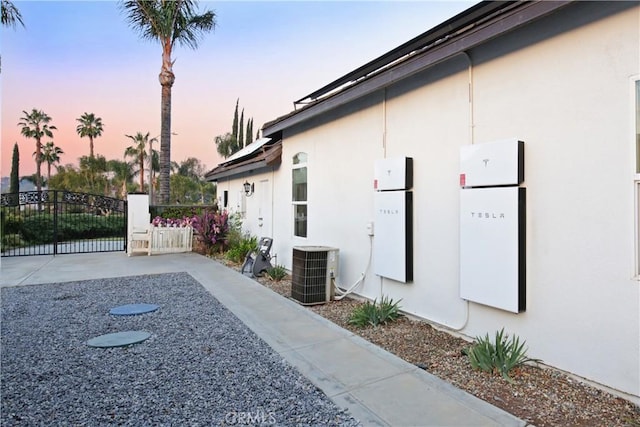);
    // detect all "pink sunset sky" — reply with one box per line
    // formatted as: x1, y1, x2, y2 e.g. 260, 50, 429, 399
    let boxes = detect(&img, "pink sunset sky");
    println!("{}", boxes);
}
1, 1, 475, 178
